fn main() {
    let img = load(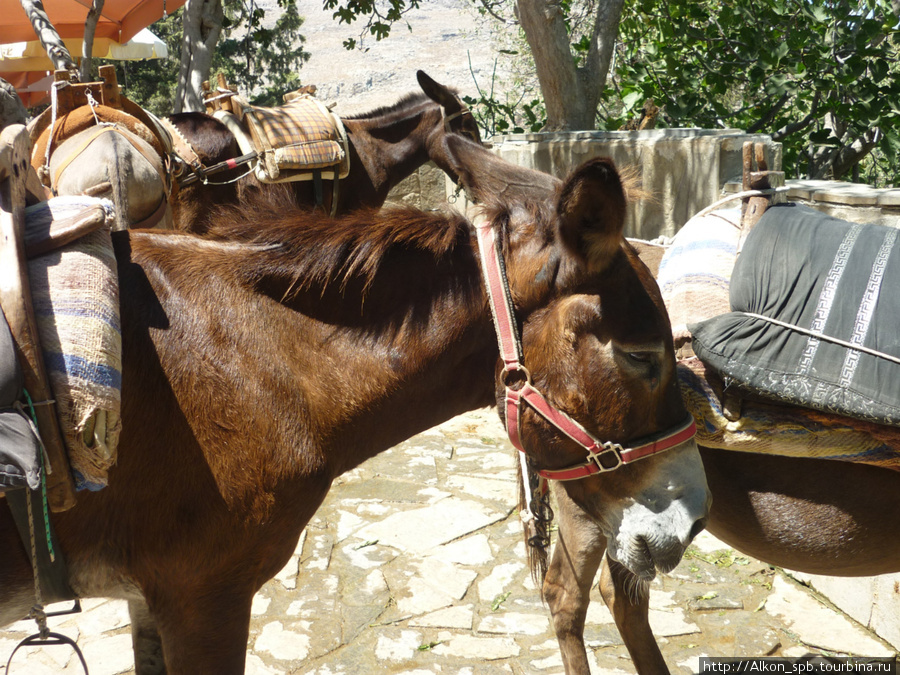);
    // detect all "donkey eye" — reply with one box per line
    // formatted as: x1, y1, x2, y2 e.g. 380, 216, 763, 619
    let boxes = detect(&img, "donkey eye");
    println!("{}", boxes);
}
627, 351, 654, 364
